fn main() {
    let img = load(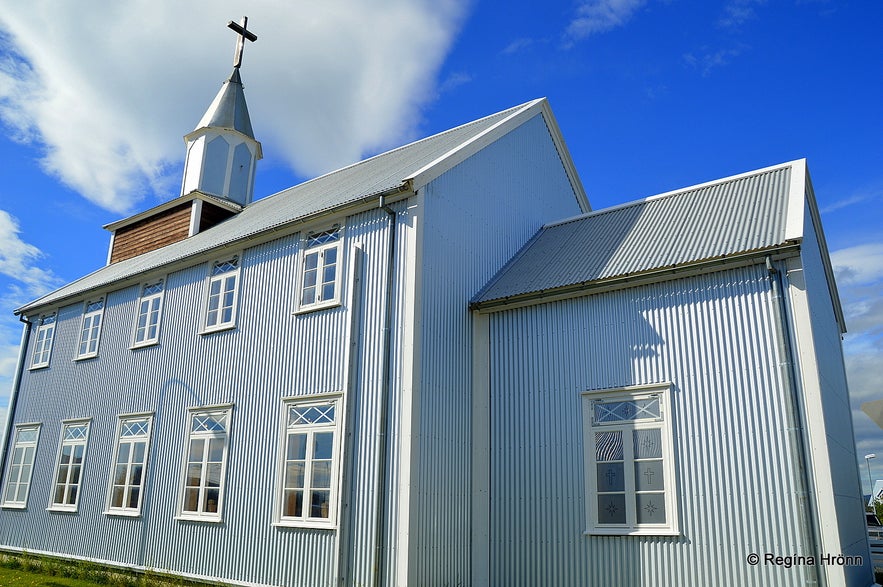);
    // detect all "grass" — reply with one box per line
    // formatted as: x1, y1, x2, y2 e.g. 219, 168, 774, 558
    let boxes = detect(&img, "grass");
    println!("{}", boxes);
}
0, 552, 227, 587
